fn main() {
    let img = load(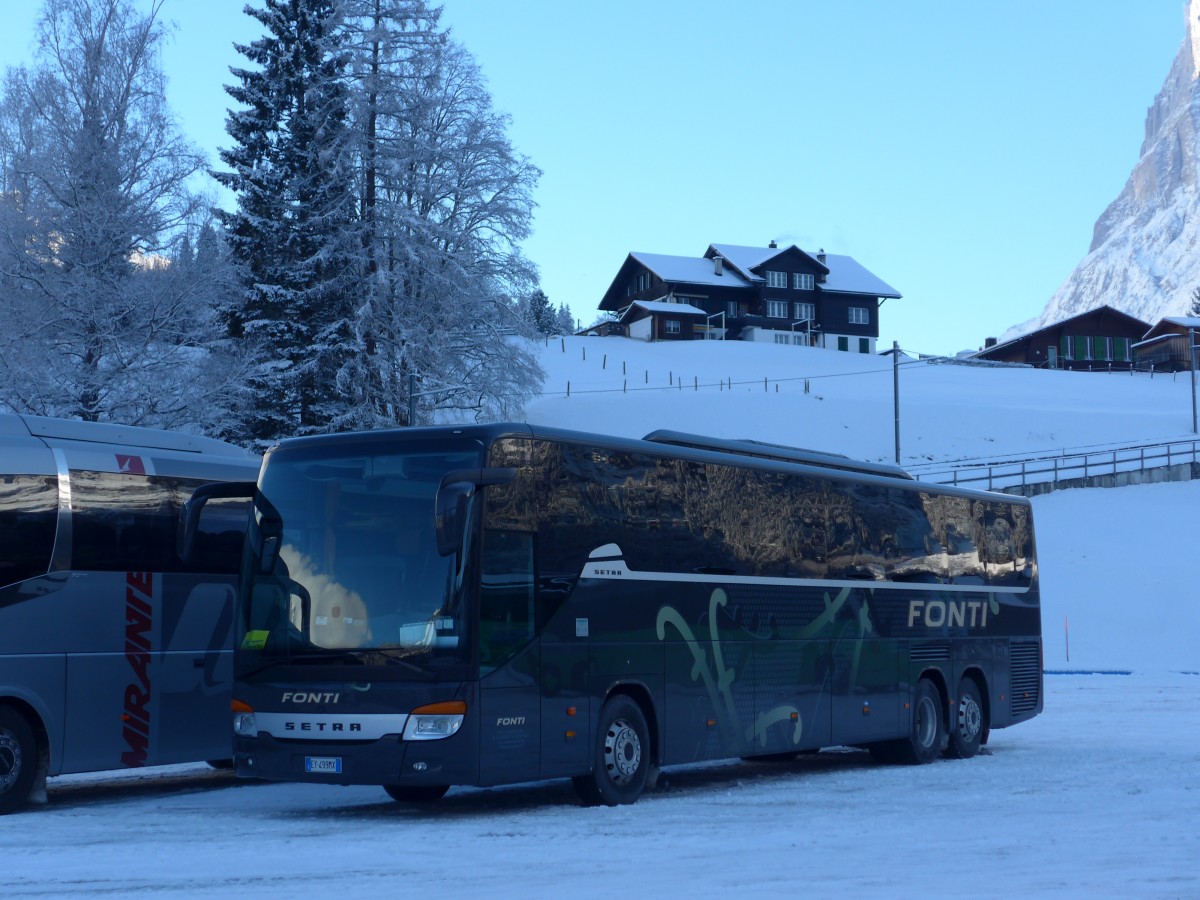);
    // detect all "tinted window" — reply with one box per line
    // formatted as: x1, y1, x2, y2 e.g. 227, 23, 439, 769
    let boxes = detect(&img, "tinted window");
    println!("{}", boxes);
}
187, 495, 251, 574
0, 474, 58, 587
70, 472, 246, 574
479, 530, 535, 671
486, 437, 1028, 589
